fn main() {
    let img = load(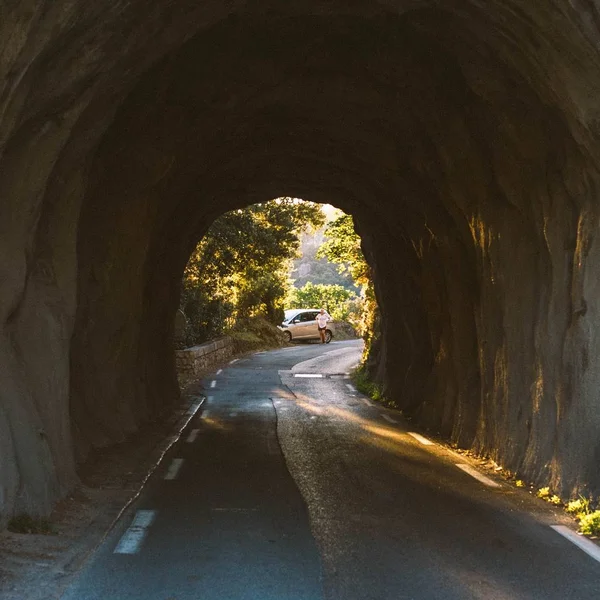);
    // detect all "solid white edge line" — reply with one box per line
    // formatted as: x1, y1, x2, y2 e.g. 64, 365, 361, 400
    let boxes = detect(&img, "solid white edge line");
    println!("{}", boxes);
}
362, 398, 373, 407
114, 510, 157, 554
381, 414, 398, 424
408, 432, 434, 446
229, 358, 239, 364
551, 526, 600, 563
346, 383, 356, 392
210, 380, 216, 388
186, 429, 200, 443
293, 373, 323, 378
164, 458, 184, 480
456, 464, 501, 488
216, 369, 222, 374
